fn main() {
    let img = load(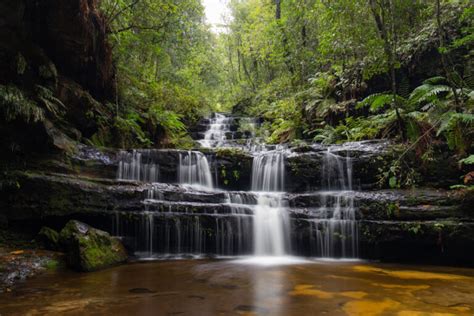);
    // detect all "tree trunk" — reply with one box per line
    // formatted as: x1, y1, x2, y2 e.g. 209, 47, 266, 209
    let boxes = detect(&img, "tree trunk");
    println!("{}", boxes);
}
435, 0, 460, 107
